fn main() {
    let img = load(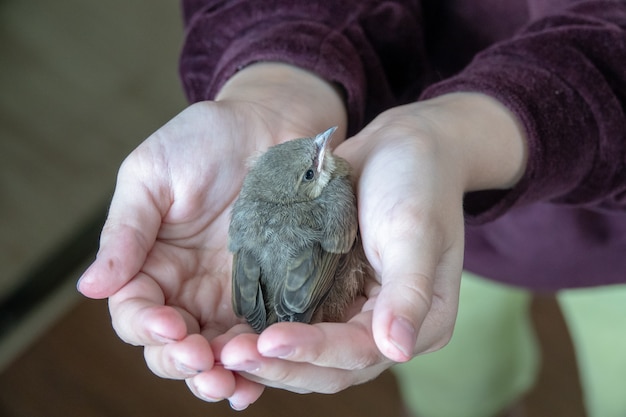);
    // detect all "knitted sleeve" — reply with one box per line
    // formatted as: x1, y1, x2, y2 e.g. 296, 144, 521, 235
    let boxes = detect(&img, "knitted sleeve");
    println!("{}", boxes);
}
179, 0, 428, 134
421, 1, 626, 223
